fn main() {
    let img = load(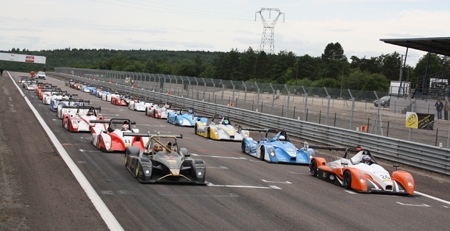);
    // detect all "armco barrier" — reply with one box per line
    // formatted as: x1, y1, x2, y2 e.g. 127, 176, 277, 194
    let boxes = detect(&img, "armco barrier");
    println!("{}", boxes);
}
53, 73, 450, 176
